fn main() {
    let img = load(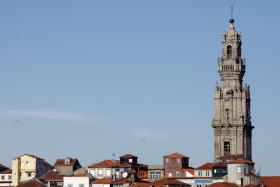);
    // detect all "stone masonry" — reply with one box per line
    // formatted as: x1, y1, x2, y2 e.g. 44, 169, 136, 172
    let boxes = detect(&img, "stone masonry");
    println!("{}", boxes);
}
212, 19, 254, 162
